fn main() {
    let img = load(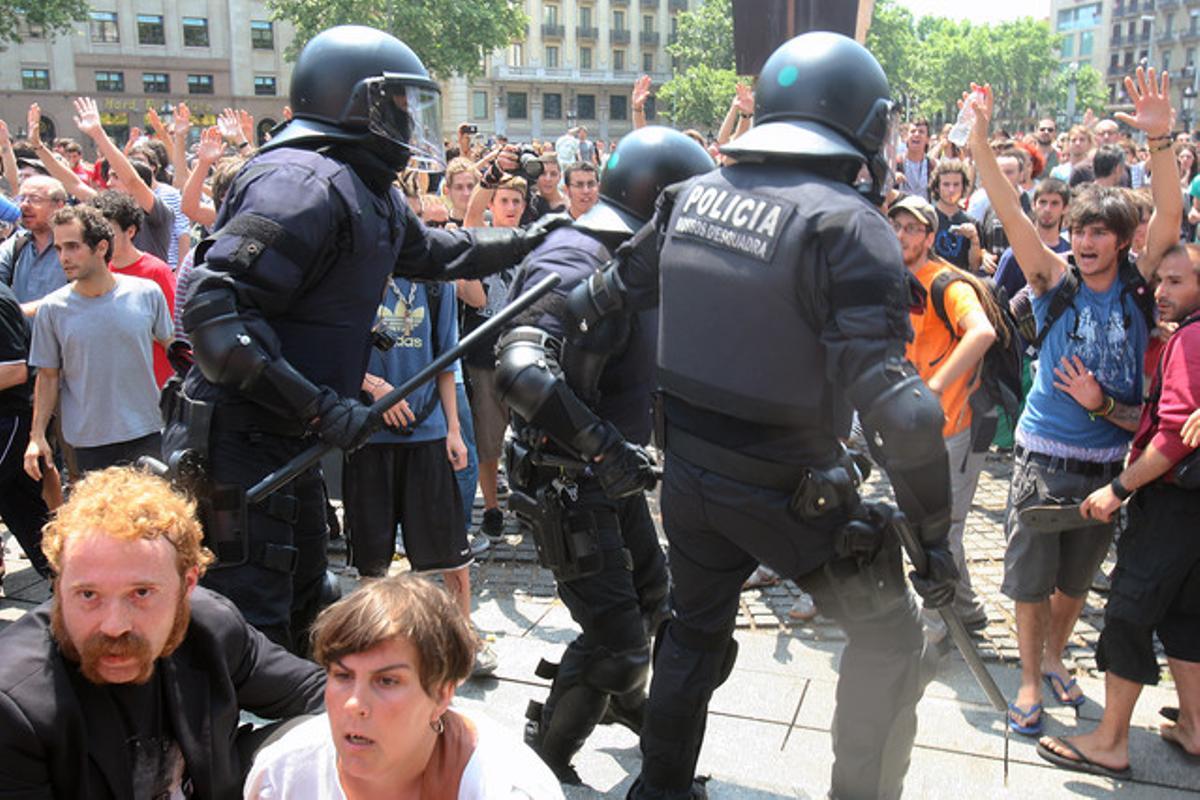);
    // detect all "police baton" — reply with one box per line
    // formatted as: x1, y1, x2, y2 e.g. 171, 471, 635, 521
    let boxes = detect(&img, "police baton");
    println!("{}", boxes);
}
891, 513, 1011, 783
245, 273, 562, 505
